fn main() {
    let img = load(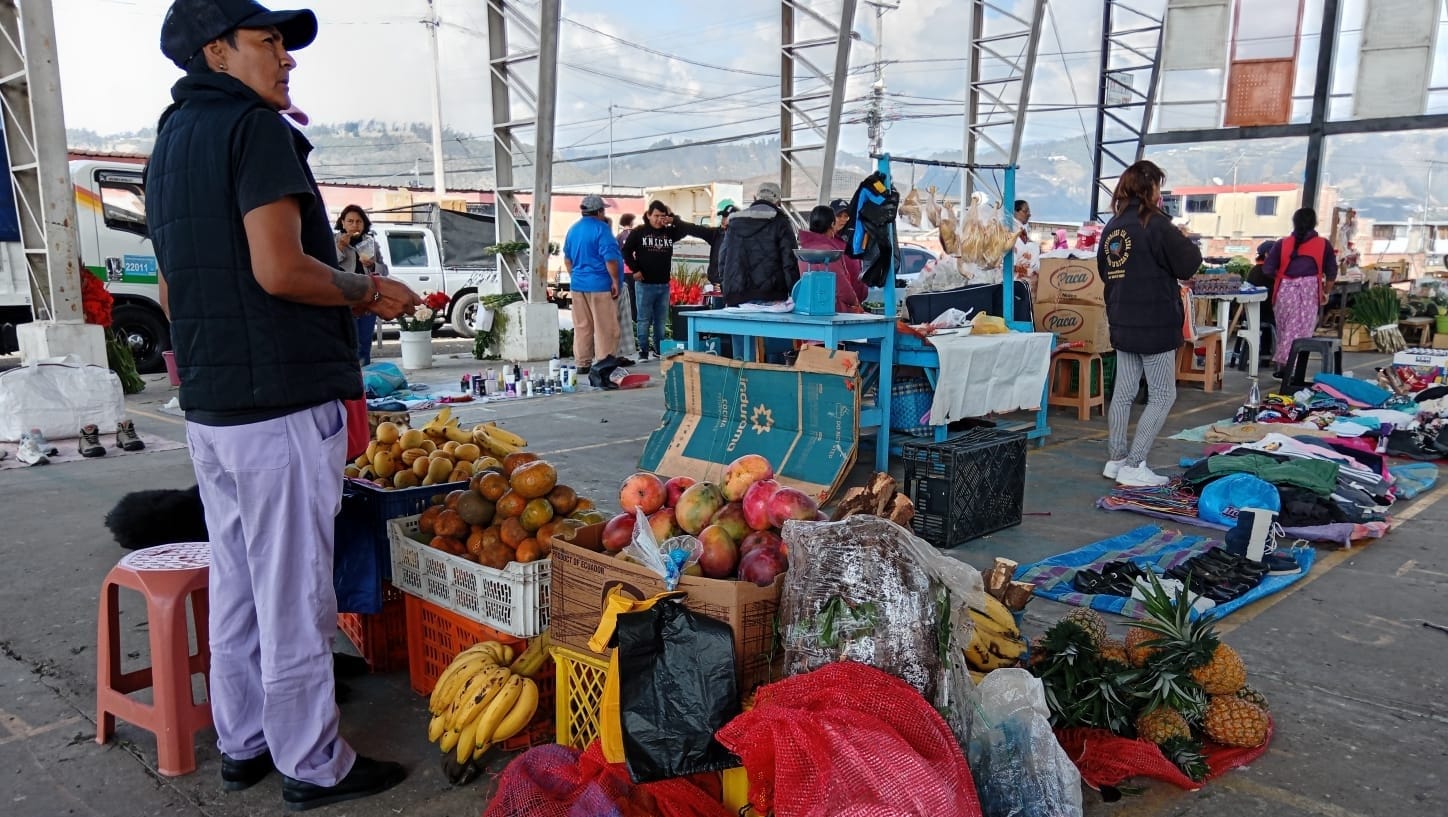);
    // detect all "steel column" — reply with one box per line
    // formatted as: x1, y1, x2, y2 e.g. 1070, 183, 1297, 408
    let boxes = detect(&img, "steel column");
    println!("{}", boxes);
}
962, 0, 1046, 200
1302, 0, 1341, 212
1089, 0, 1164, 222
778, 0, 858, 221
